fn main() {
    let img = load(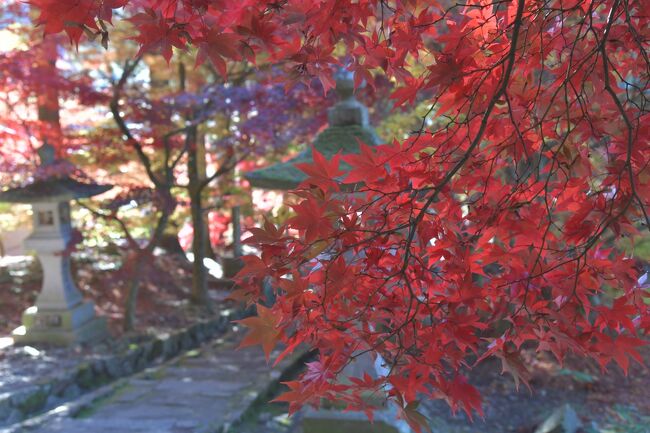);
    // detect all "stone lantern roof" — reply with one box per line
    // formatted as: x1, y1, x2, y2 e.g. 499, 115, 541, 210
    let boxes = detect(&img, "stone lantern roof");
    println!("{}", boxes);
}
245, 69, 381, 190
0, 143, 112, 203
